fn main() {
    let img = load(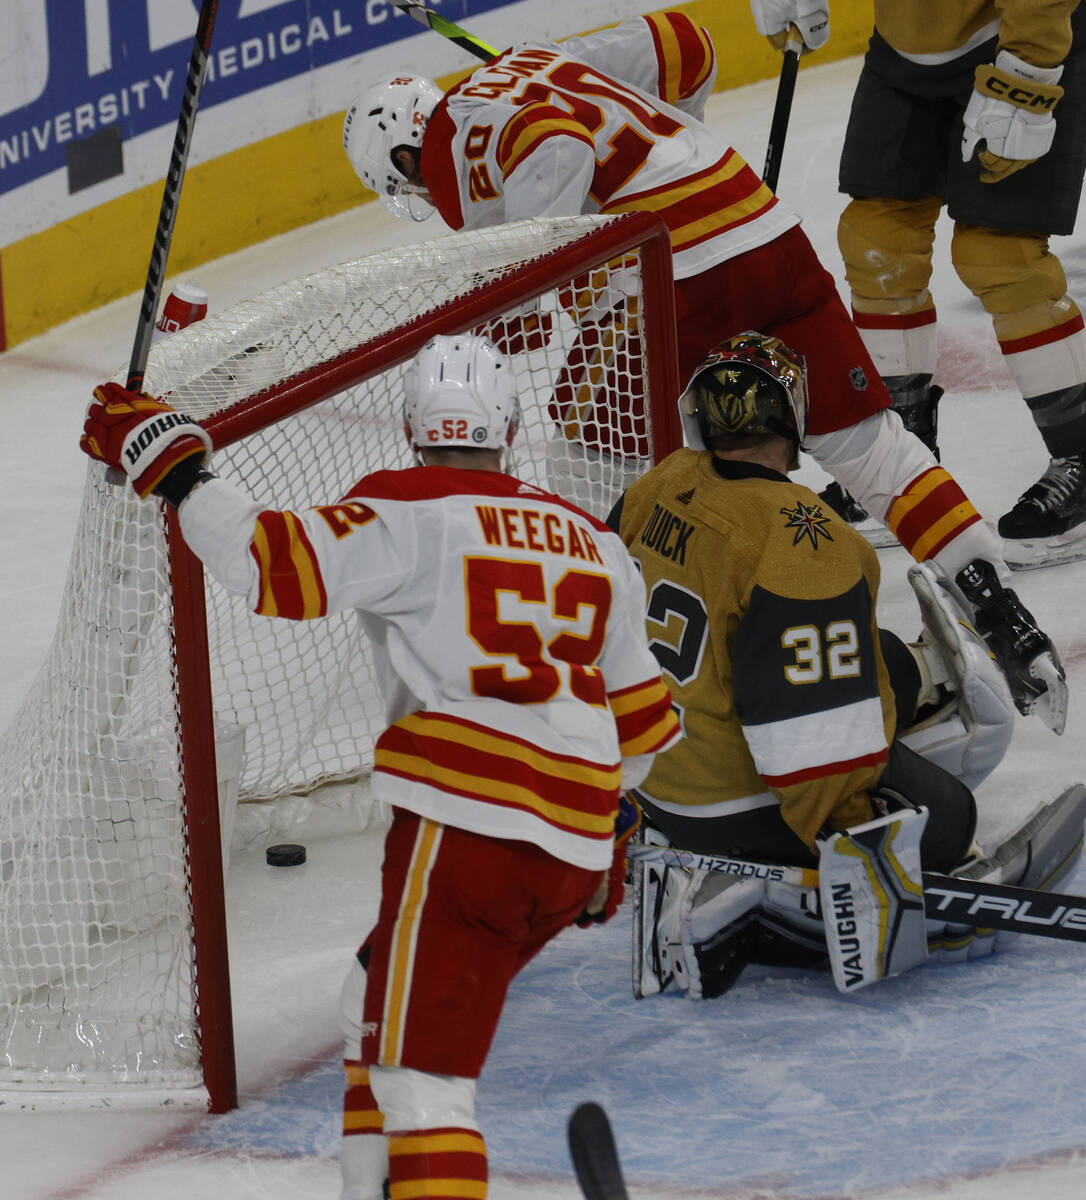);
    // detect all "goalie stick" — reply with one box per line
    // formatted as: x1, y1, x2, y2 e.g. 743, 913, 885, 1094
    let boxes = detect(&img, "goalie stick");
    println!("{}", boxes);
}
626, 842, 1086, 946
569, 1102, 631, 1200
390, 0, 497, 62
